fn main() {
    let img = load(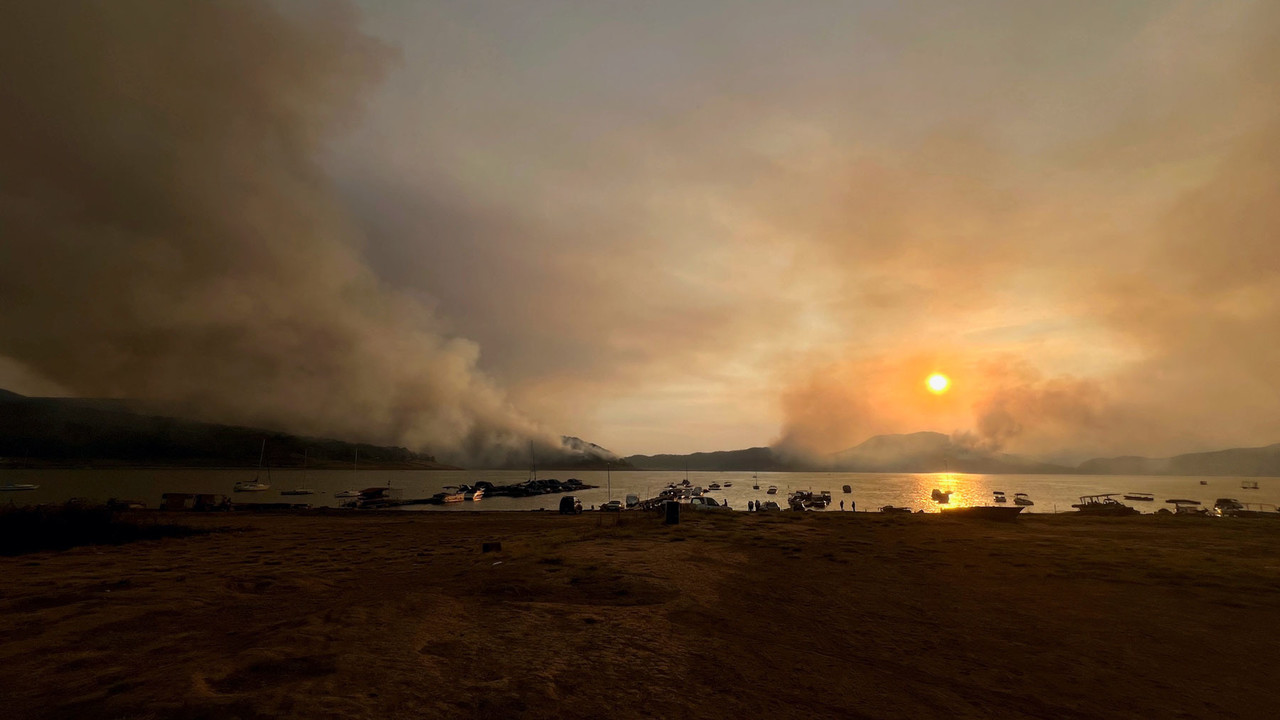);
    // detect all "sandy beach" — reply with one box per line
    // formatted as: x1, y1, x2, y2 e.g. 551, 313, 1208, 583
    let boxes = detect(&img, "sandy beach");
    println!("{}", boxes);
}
3, 511, 1279, 719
